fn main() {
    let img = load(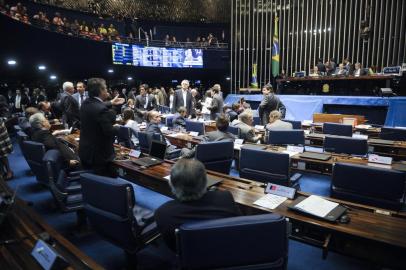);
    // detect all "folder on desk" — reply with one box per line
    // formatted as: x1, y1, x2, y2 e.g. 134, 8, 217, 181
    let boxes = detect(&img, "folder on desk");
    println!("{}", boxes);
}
288, 195, 347, 222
